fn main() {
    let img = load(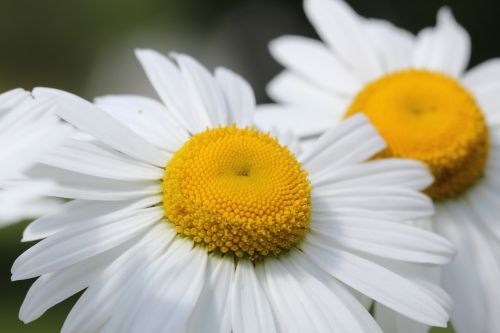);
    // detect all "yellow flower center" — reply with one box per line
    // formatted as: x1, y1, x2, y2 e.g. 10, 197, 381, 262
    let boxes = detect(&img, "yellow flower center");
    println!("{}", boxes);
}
162, 126, 311, 260
345, 69, 489, 200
